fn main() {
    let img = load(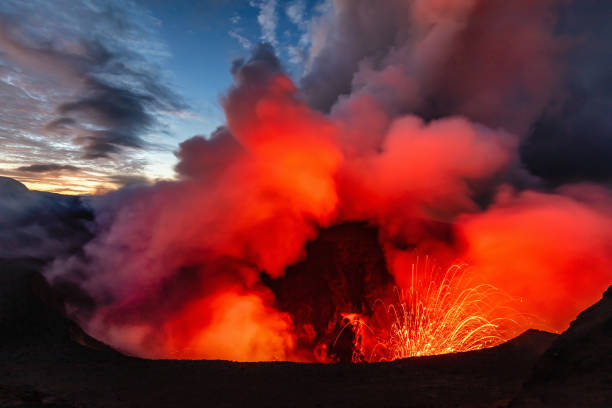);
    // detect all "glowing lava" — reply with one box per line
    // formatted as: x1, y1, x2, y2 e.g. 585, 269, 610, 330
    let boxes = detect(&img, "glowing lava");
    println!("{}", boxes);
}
342, 259, 522, 362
